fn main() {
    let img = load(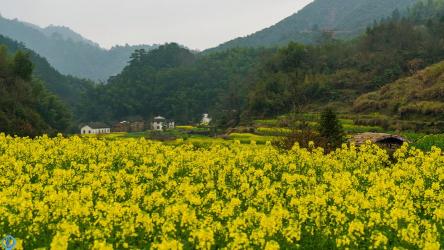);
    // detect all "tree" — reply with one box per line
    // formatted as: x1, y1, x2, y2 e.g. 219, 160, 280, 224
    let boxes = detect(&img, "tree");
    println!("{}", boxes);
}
13, 50, 34, 81
318, 108, 344, 149
392, 9, 401, 21
272, 107, 327, 151
0, 47, 72, 136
